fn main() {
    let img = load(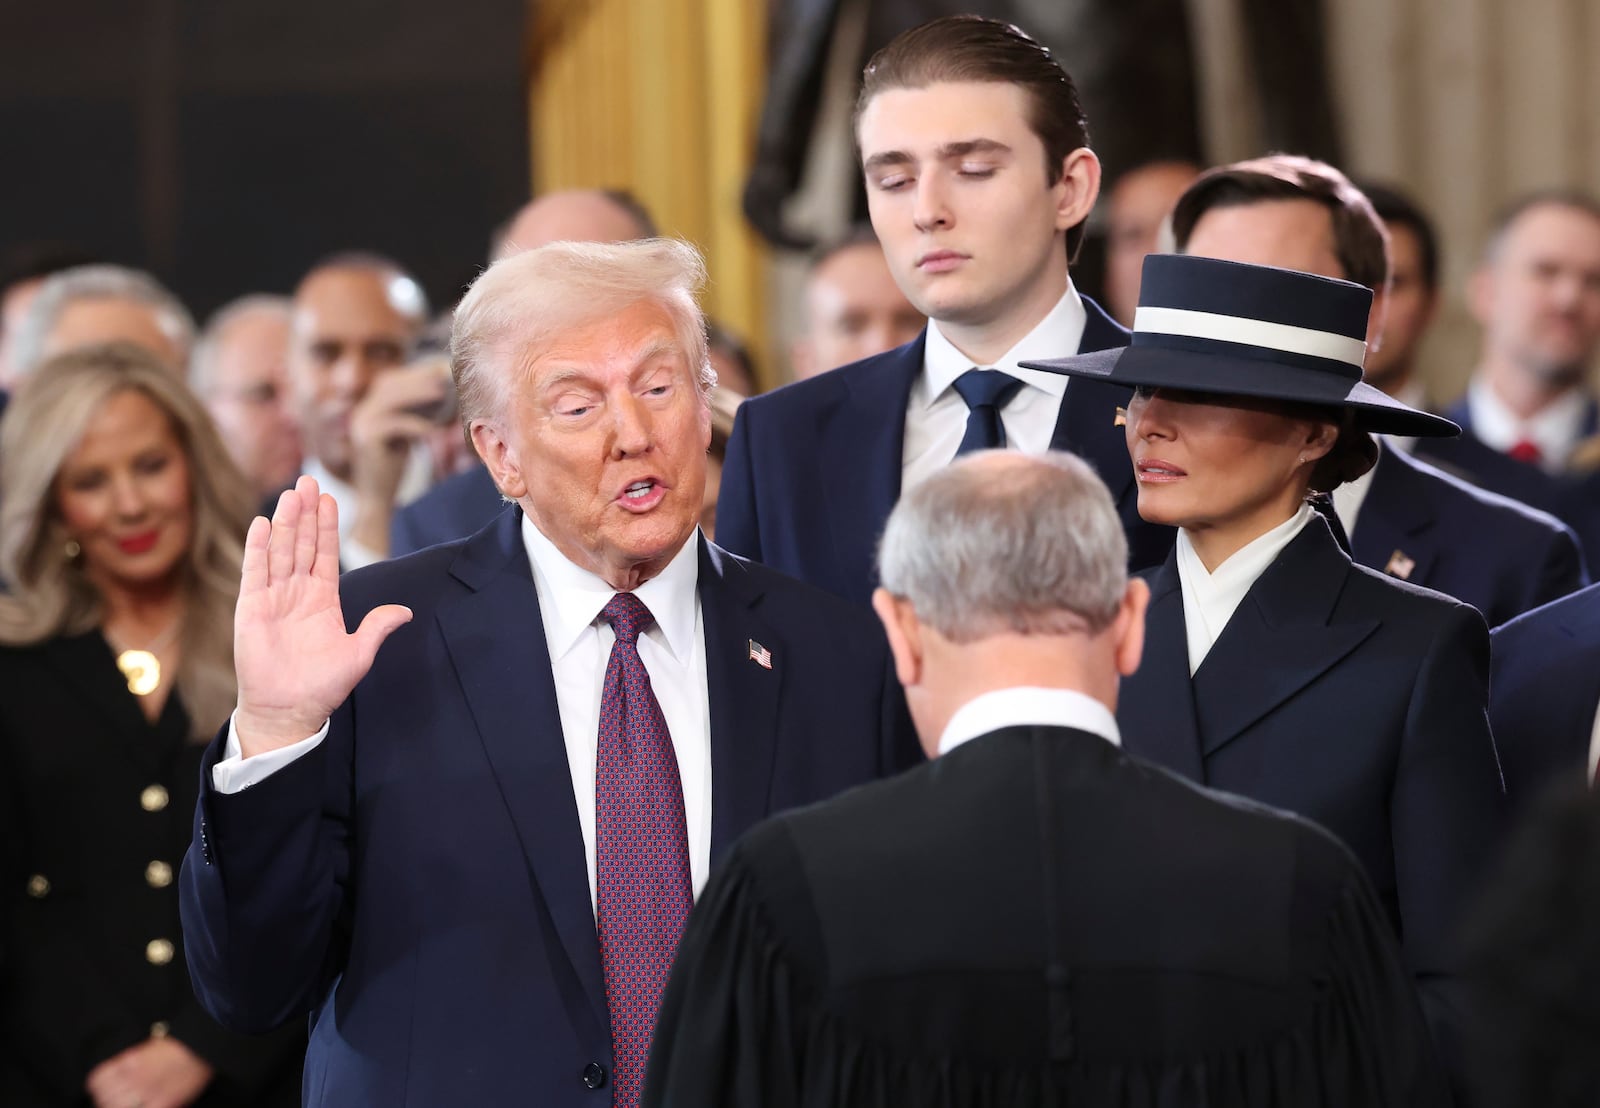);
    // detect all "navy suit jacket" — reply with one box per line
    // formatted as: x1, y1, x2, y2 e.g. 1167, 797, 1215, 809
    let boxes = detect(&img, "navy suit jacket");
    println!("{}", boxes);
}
715, 298, 1174, 605
390, 464, 508, 557
1352, 446, 1587, 628
1489, 582, 1600, 821
179, 512, 919, 1107
1117, 517, 1504, 1077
